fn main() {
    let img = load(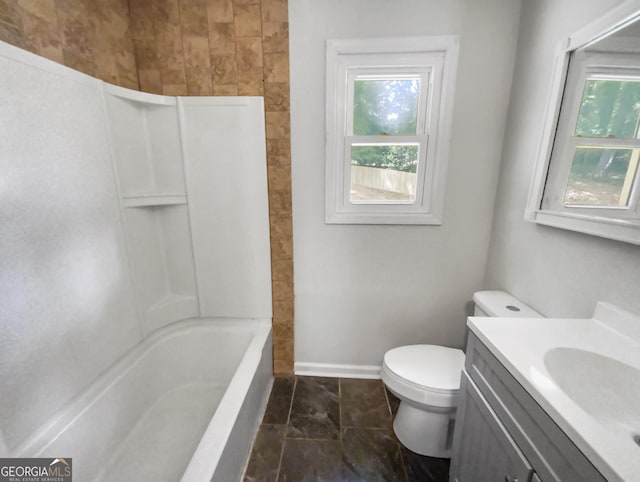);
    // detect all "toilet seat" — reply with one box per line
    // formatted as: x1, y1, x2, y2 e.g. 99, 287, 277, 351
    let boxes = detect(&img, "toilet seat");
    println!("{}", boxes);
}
382, 345, 465, 408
